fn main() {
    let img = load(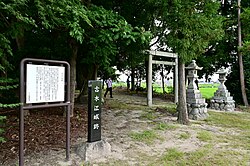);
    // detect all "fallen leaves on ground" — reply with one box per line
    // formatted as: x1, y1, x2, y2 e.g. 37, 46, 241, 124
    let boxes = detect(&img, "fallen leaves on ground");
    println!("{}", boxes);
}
0, 104, 87, 165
